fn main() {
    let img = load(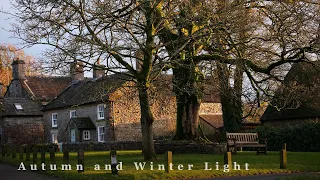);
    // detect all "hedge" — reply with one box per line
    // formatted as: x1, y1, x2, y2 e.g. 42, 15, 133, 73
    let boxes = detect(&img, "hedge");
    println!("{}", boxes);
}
254, 121, 320, 152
